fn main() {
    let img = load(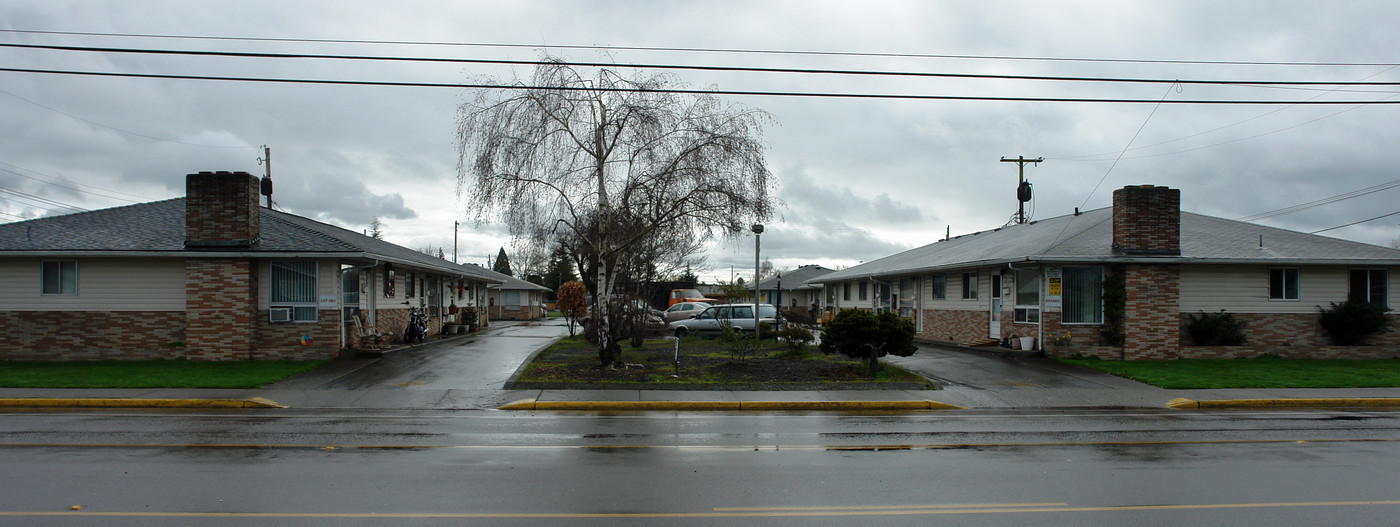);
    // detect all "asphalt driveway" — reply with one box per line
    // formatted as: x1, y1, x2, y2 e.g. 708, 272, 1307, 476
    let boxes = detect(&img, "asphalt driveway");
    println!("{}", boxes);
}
319, 318, 569, 391
885, 344, 1170, 408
